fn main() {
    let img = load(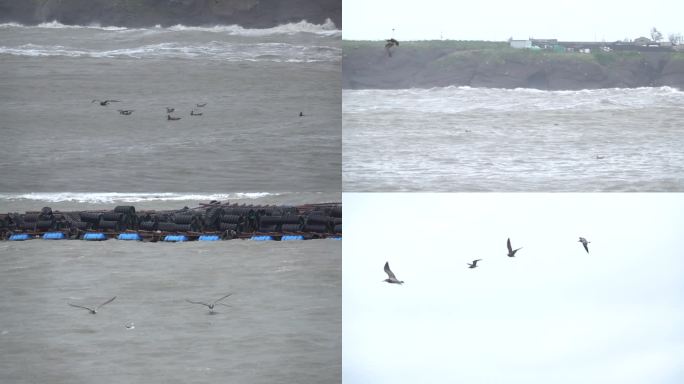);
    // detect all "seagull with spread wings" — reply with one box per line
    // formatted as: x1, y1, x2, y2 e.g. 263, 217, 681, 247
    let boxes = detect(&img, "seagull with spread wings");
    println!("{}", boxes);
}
68, 296, 116, 314
383, 262, 404, 284
507, 238, 522, 257
186, 293, 233, 313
